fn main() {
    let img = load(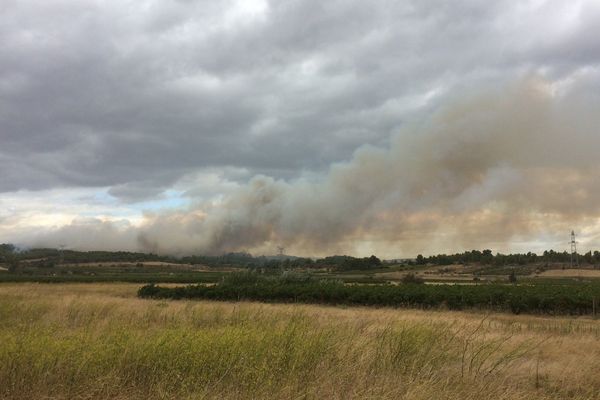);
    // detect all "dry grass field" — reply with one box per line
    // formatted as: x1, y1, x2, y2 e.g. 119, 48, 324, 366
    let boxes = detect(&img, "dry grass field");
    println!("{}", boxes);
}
535, 269, 600, 278
1, 283, 599, 399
